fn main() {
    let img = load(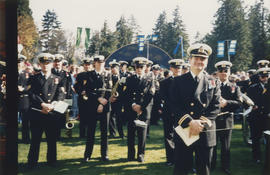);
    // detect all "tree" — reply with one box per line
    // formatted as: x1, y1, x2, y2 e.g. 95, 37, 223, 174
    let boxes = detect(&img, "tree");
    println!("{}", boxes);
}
127, 15, 141, 43
18, 15, 38, 60
17, 0, 38, 61
47, 29, 67, 54
99, 21, 118, 58
86, 31, 101, 56
153, 6, 189, 59
168, 5, 189, 58
115, 16, 133, 48
39, 9, 62, 52
203, 0, 252, 73
64, 32, 76, 64
248, 0, 269, 67
153, 11, 168, 51
17, 0, 32, 16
